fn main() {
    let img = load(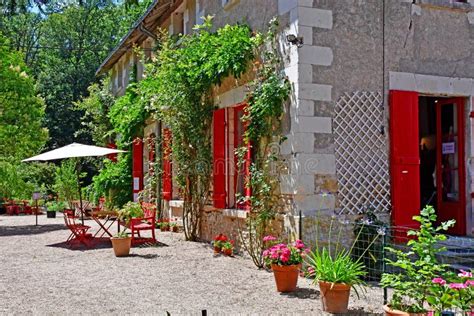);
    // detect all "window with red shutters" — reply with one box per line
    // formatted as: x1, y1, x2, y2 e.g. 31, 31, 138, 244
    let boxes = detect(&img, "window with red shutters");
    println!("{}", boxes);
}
212, 104, 251, 209
162, 128, 173, 201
